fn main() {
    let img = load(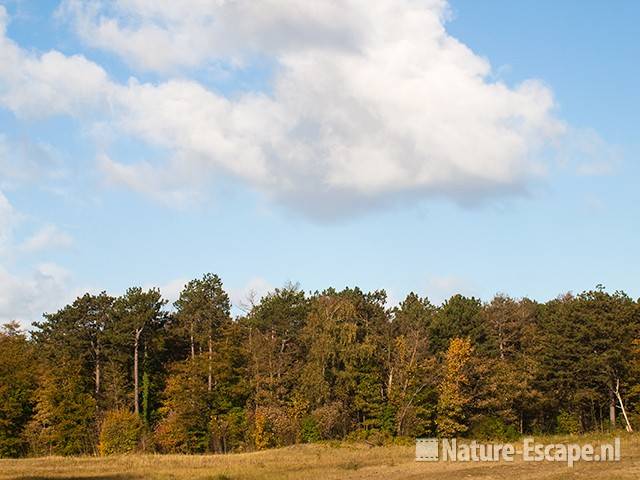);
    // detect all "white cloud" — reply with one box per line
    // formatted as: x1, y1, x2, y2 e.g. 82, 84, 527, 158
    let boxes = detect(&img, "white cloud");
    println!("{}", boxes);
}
0, 262, 73, 327
0, 190, 75, 327
558, 128, 620, 176
3, 2, 569, 218
19, 224, 74, 253
0, 6, 112, 118
229, 276, 273, 314
59, 0, 364, 72
98, 153, 208, 208
150, 277, 189, 306
0, 190, 15, 255
144, 275, 272, 315
101, 1, 564, 218
426, 275, 477, 305
0, 135, 66, 187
